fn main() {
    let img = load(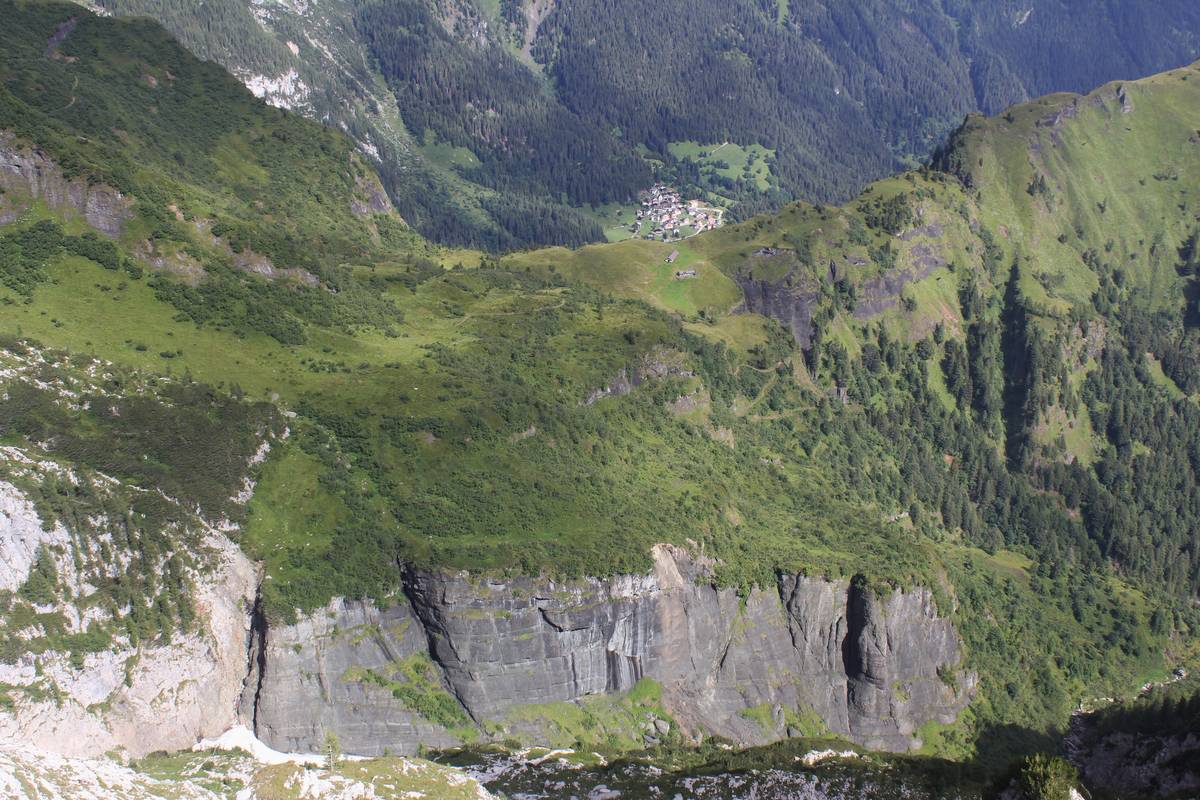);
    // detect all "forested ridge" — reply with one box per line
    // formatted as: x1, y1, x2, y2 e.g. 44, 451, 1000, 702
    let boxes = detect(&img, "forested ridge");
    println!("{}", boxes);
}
353, 0, 648, 226
93, 0, 1200, 250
